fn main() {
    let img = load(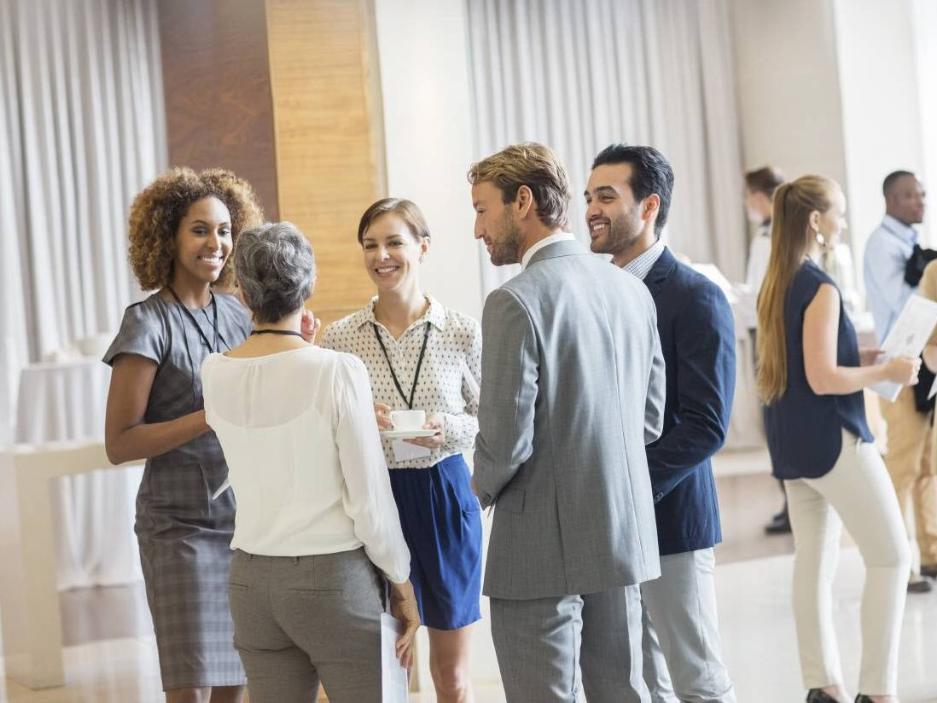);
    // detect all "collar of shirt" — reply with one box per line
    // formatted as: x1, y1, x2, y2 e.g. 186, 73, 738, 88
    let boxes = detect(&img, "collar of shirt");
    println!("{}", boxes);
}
881, 214, 919, 245
521, 231, 577, 269
623, 239, 666, 281
351, 294, 447, 334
